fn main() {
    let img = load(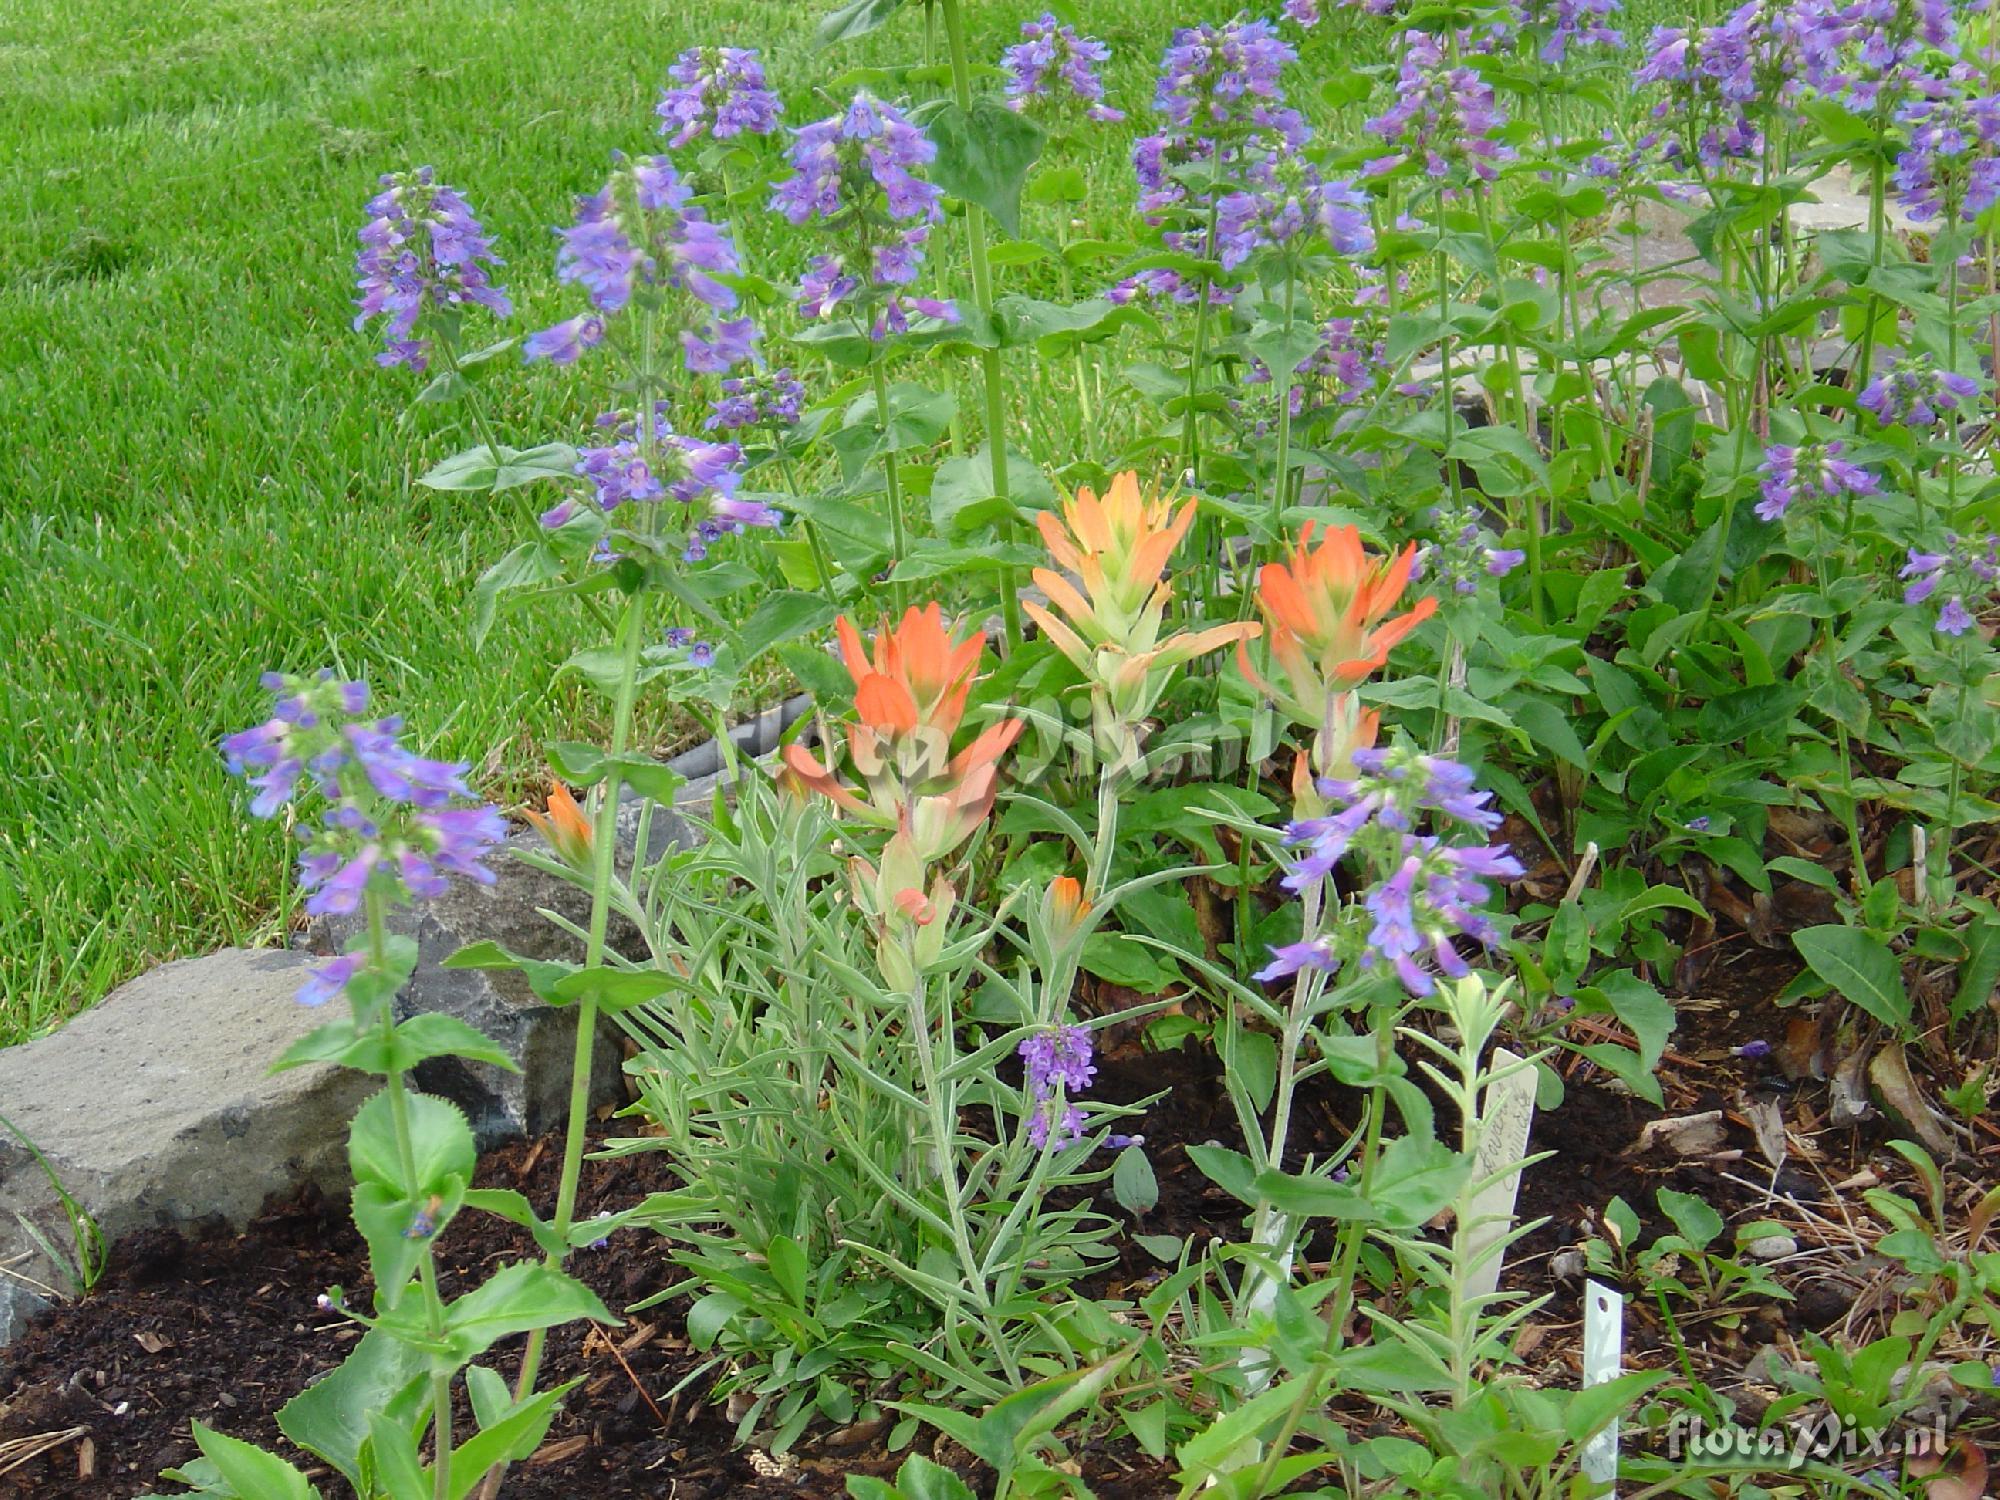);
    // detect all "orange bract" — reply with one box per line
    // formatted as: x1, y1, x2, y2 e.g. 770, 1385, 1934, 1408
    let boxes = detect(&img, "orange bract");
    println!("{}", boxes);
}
524, 781, 593, 868
782, 604, 1021, 864
1023, 472, 1257, 742
1241, 522, 1436, 723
